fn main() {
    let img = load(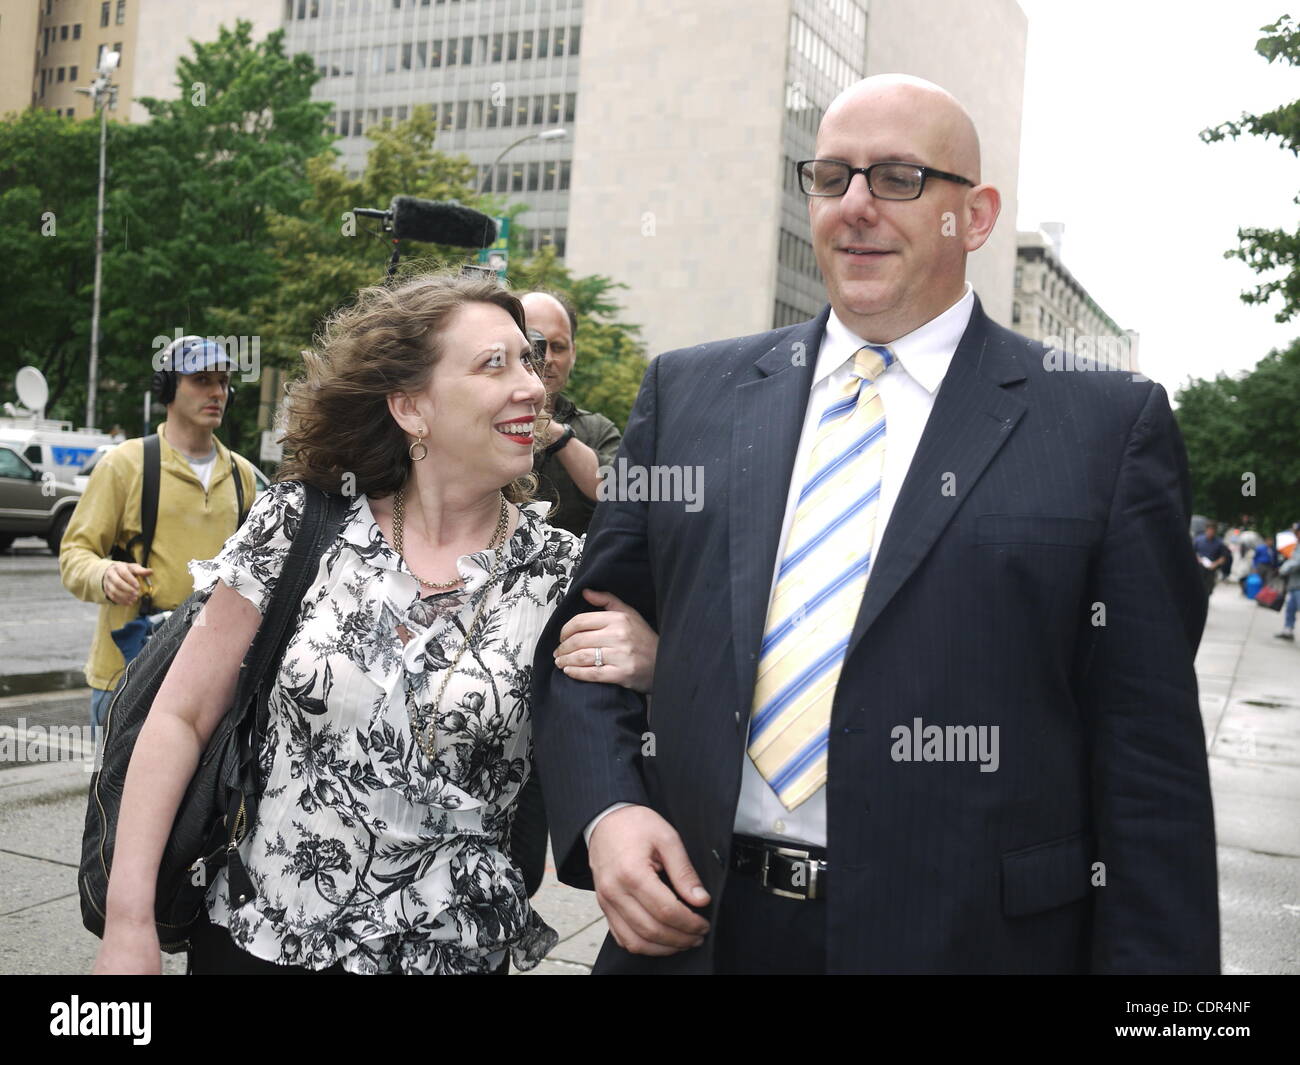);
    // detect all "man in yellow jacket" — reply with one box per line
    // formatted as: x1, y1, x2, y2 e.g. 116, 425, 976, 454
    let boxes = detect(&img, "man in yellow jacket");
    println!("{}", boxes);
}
60, 337, 258, 730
